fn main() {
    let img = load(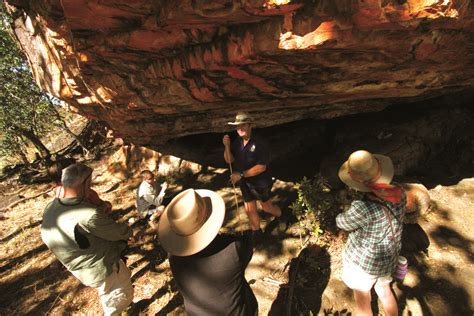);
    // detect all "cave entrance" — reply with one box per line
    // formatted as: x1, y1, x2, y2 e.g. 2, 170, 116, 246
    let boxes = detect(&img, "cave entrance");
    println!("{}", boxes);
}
160, 91, 473, 187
